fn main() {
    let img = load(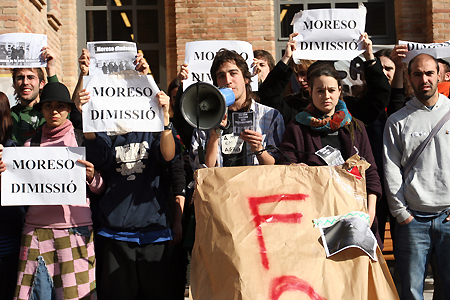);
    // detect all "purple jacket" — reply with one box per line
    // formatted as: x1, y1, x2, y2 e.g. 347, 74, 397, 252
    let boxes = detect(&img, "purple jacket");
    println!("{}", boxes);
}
278, 119, 382, 198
